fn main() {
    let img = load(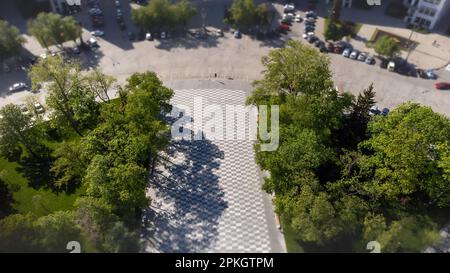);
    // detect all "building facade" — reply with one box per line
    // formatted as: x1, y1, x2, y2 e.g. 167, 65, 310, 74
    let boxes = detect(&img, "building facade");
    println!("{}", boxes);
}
403, 0, 450, 29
